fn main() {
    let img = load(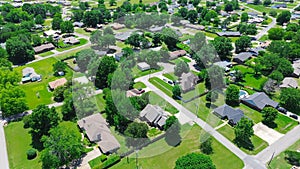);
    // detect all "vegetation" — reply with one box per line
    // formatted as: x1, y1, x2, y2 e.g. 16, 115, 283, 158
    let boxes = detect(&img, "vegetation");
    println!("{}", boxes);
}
175, 153, 216, 169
